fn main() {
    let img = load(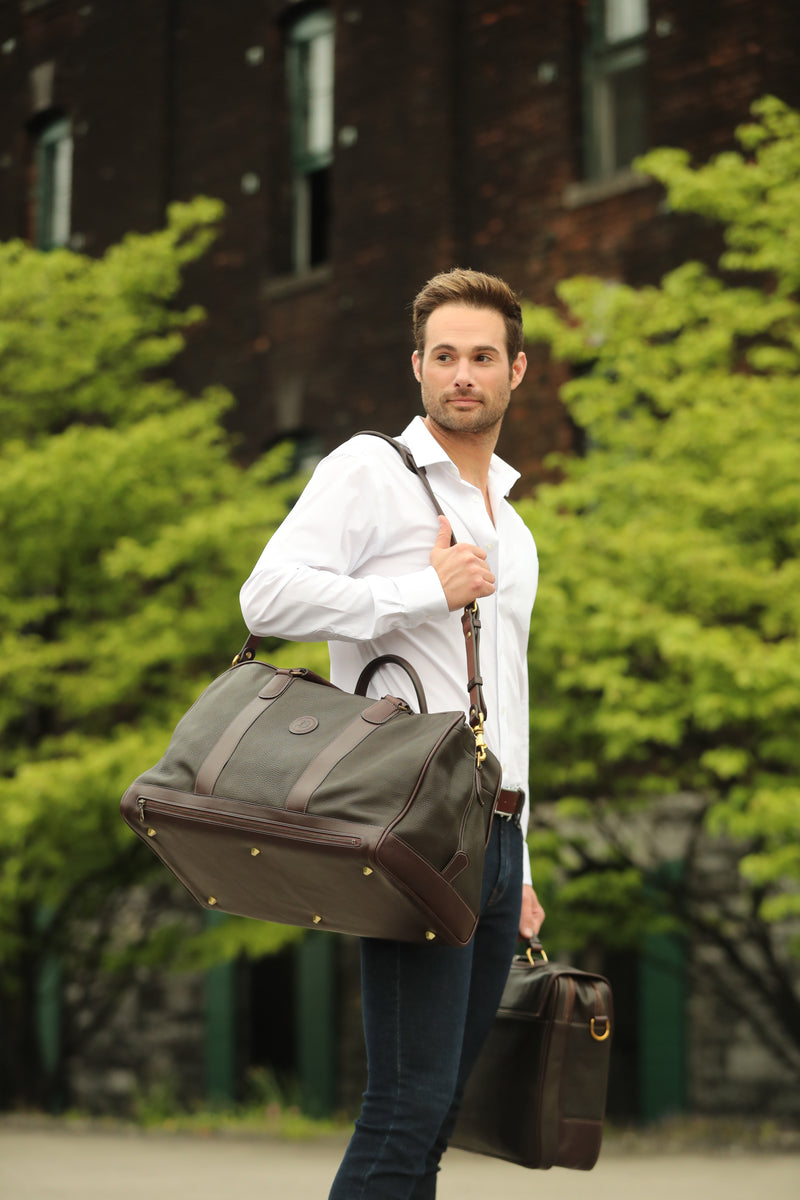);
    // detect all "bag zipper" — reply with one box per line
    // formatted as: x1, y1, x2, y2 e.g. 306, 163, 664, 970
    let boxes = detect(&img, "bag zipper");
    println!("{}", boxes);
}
137, 796, 363, 848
